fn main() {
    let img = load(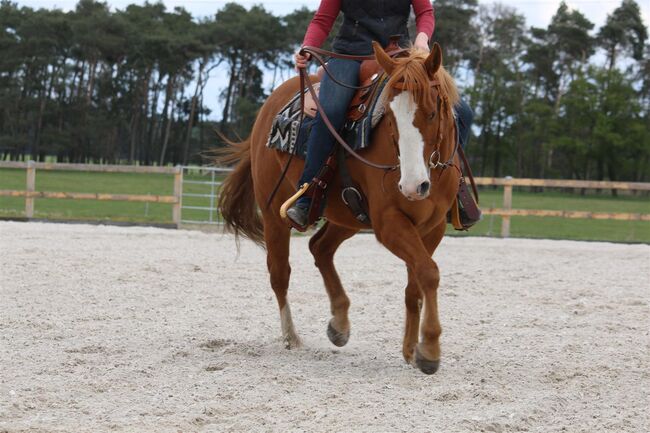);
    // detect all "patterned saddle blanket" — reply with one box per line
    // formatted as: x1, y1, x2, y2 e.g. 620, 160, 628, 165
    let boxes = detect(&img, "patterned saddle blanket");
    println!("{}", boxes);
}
266, 77, 390, 158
